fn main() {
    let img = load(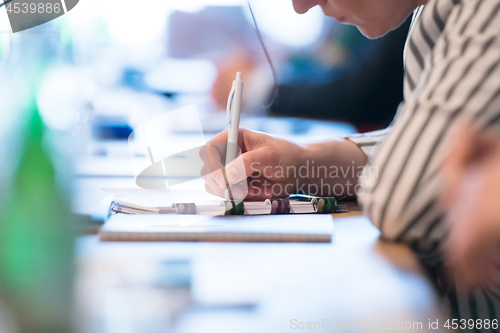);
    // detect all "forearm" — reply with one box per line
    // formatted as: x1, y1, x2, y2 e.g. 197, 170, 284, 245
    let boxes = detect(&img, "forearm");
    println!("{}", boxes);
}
296, 139, 368, 198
